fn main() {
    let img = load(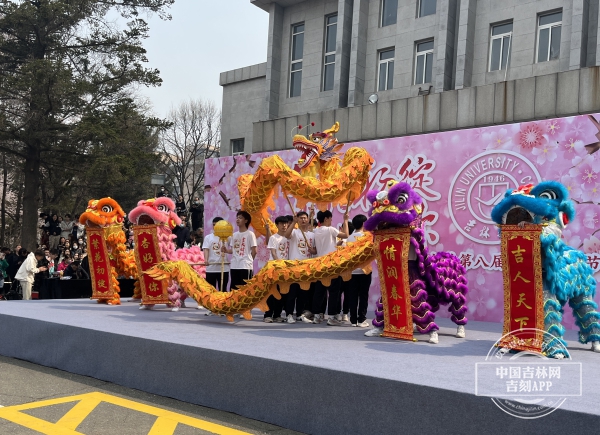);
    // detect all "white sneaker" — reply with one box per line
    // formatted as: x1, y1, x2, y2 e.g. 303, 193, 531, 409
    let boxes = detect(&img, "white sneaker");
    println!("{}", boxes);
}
287, 314, 296, 324
428, 331, 439, 344
334, 313, 343, 322
342, 314, 349, 322
364, 327, 383, 337
205, 311, 213, 316
327, 317, 343, 326
263, 317, 273, 323
139, 305, 151, 310
196, 306, 203, 310
171, 307, 179, 312
592, 341, 600, 353
456, 325, 466, 338
313, 314, 323, 324
357, 320, 370, 328
300, 314, 313, 323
